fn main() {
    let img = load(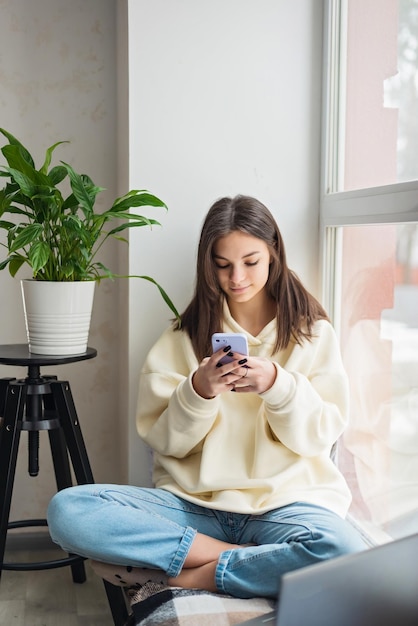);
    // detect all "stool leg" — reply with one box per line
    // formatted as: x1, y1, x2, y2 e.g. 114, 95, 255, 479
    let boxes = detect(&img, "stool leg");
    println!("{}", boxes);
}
49, 427, 73, 491
49, 381, 129, 624
0, 383, 26, 580
104, 580, 130, 626
0, 378, 16, 447
44, 388, 75, 492
0, 378, 16, 413
49, 381, 94, 484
